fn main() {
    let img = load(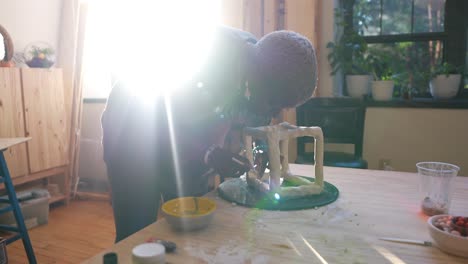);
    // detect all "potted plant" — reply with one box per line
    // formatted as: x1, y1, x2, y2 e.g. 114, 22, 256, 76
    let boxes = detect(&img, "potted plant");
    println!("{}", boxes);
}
24, 42, 55, 68
428, 62, 465, 99
371, 73, 394, 101
368, 51, 395, 101
327, 9, 372, 98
